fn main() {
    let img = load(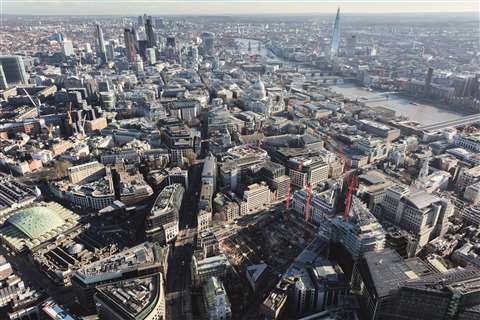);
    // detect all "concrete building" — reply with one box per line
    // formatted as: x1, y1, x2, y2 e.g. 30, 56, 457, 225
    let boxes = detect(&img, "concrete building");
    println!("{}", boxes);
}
94, 274, 166, 320
351, 249, 432, 320
354, 137, 390, 164
145, 184, 184, 245
391, 267, 480, 320
453, 133, 480, 153
213, 193, 240, 222
160, 118, 201, 164
357, 171, 394, 210
377, 185, 453, 251
464, 181, 480, 204
456, 166, 480, 194
319, 197, 386, 260
462, 204, 480, 227
242, 182, 270, 214
202, 277, 232, 320
285, 239, 349, 317
292, 182, 338, 226
72, 242, 167, 312
358, 119, 400, 142
67, 161, 105, 184
260, 278, 295, 320
0, 56, 28, 85
288, 156, 329, 189
191, 254, 230, 287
